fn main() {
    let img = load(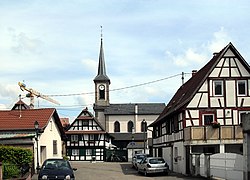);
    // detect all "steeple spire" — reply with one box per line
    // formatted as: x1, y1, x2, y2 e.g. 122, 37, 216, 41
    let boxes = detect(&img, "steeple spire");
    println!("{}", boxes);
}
94, 27, 110, 83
